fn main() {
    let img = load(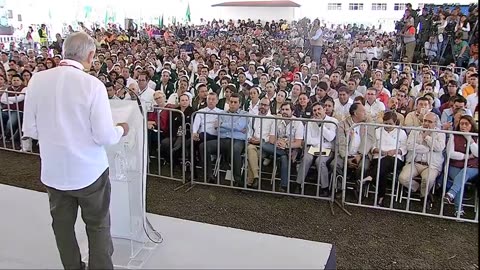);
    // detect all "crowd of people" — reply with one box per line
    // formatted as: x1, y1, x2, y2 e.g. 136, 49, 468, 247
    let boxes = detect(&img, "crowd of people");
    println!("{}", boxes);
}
1, 5, 479, 217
